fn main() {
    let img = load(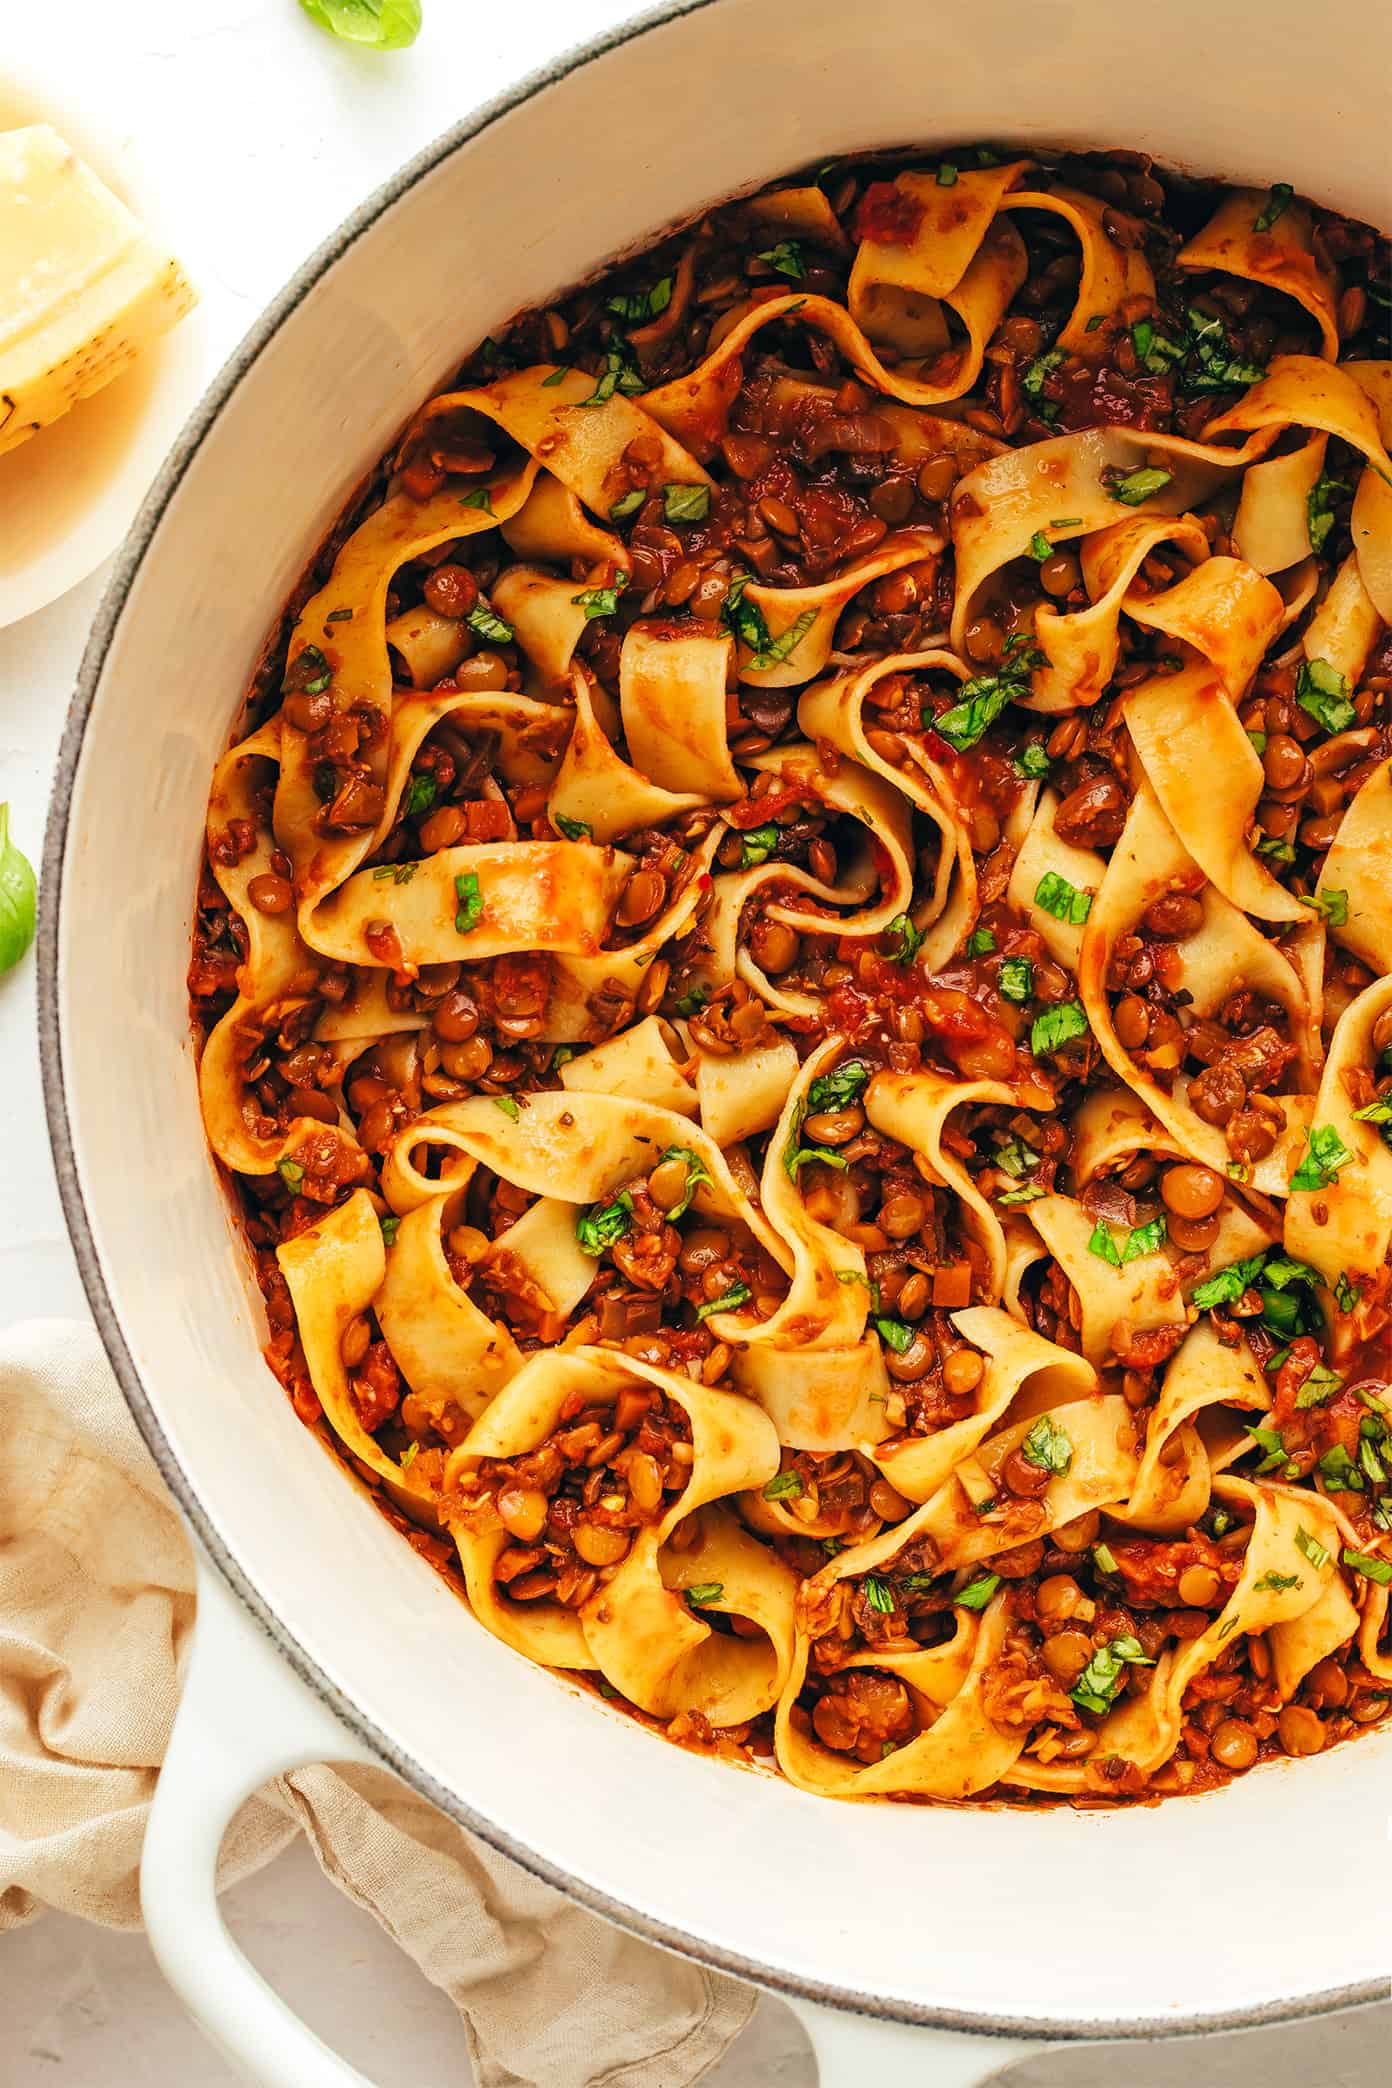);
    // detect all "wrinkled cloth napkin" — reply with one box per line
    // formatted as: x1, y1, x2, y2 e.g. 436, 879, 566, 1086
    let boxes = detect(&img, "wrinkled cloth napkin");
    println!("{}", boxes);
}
0, 1318, 754, 2086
